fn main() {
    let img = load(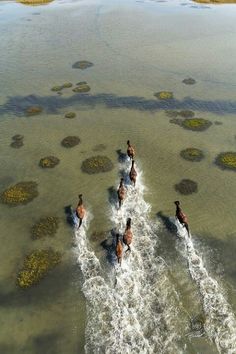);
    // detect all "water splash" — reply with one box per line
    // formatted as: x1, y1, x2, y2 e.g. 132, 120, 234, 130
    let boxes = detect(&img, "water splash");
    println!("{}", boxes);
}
175, 221, 236, 353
